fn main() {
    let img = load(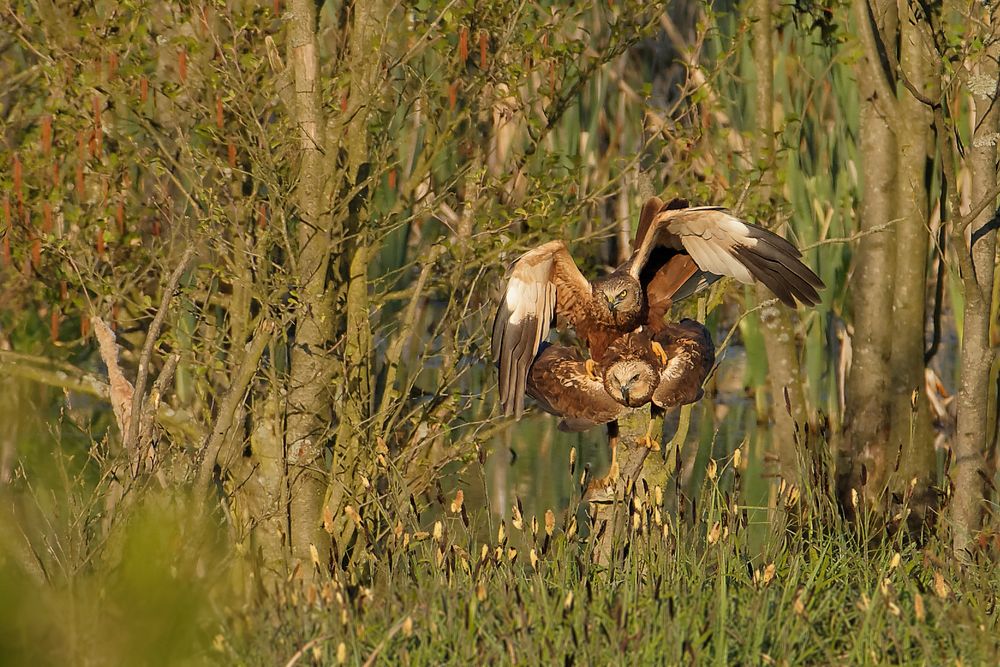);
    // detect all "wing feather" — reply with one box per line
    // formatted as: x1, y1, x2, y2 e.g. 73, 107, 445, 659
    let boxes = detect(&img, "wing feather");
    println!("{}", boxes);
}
650, 320, 715, 408
493, 241, 593, 417
627, 204, 824, 308
526, 344, 628, 431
